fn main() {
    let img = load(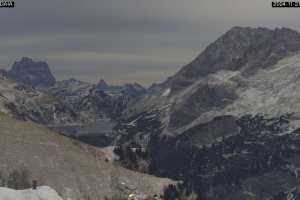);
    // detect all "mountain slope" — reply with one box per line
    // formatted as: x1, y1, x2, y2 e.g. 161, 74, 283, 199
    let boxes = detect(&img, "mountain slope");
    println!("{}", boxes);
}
166, 27, 300, 93
116, 27, 300, 199
125, 26, 300, 137
0, 72, 80, 125
0, 113, 172, 200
